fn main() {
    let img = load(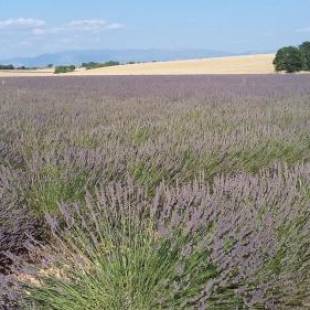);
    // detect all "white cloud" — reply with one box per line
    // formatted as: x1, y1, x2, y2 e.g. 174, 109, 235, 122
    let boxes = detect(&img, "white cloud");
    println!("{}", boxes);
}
296, 27, 310, 33
106, 23, 124, 30
0, 18, 46, 30
31, 27, 61, 36
31, 19, 124, 37
0, 18, 123, 36
32, 28, 46, 35
66, 19, 107, 31
65, 19, 124, 32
